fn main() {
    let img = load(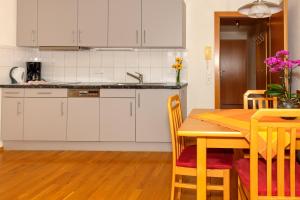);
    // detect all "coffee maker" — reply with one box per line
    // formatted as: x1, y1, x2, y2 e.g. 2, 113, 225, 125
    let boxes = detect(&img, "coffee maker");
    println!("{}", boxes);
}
26, 62, 41, 82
